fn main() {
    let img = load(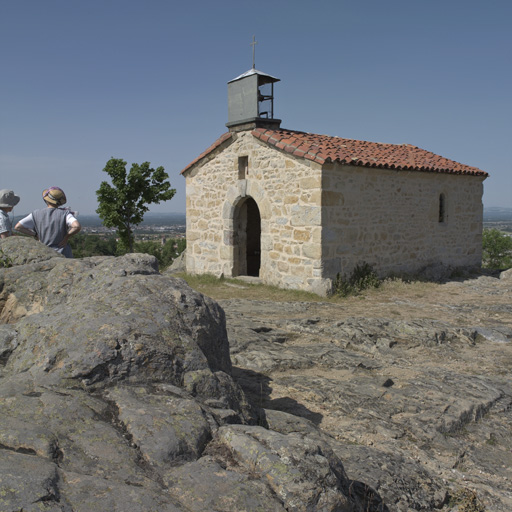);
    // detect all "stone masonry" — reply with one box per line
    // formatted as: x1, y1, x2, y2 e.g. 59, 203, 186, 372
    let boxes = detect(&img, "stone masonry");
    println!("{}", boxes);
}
183, 129, 486, 296
322, 164, 484, 279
